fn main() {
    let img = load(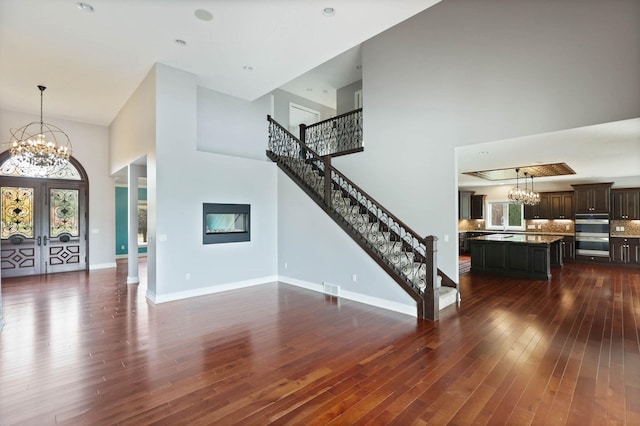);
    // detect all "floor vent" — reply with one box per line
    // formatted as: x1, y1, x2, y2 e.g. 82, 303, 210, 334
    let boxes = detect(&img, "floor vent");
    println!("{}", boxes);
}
323, 282, 340, 297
